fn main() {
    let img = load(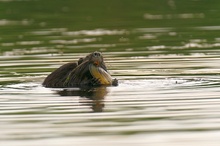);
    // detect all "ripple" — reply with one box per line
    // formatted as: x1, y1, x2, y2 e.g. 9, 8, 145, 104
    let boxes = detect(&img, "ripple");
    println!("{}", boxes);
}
29, 28, 67, 36
143, 13, 205, 20
1, 0, 220, 144
196, 26, 220, 30
1, 75, 220, 144
0, 19, 30, 26
49, 38, 98, 45
135, 27, 172, 33
62, 29, 128, 36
